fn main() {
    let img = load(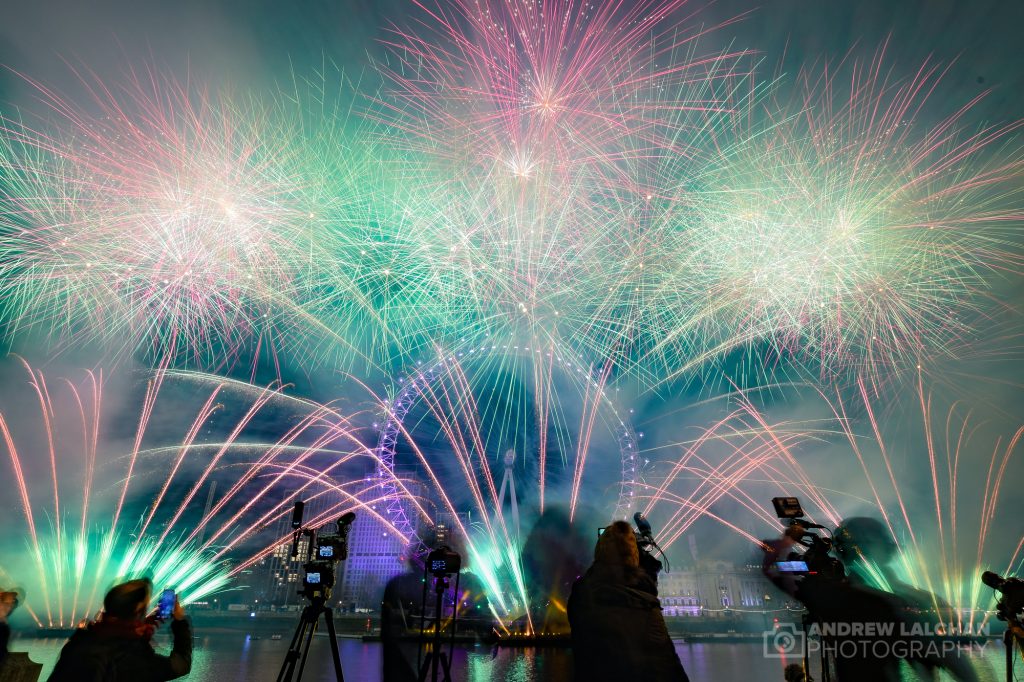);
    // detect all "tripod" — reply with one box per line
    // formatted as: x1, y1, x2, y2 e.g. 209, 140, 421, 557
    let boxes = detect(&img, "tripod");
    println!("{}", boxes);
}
276, 595, 345, 682
800, 612, 833, 682
417, 571, 461, 682
1003, 622, 1023, 682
